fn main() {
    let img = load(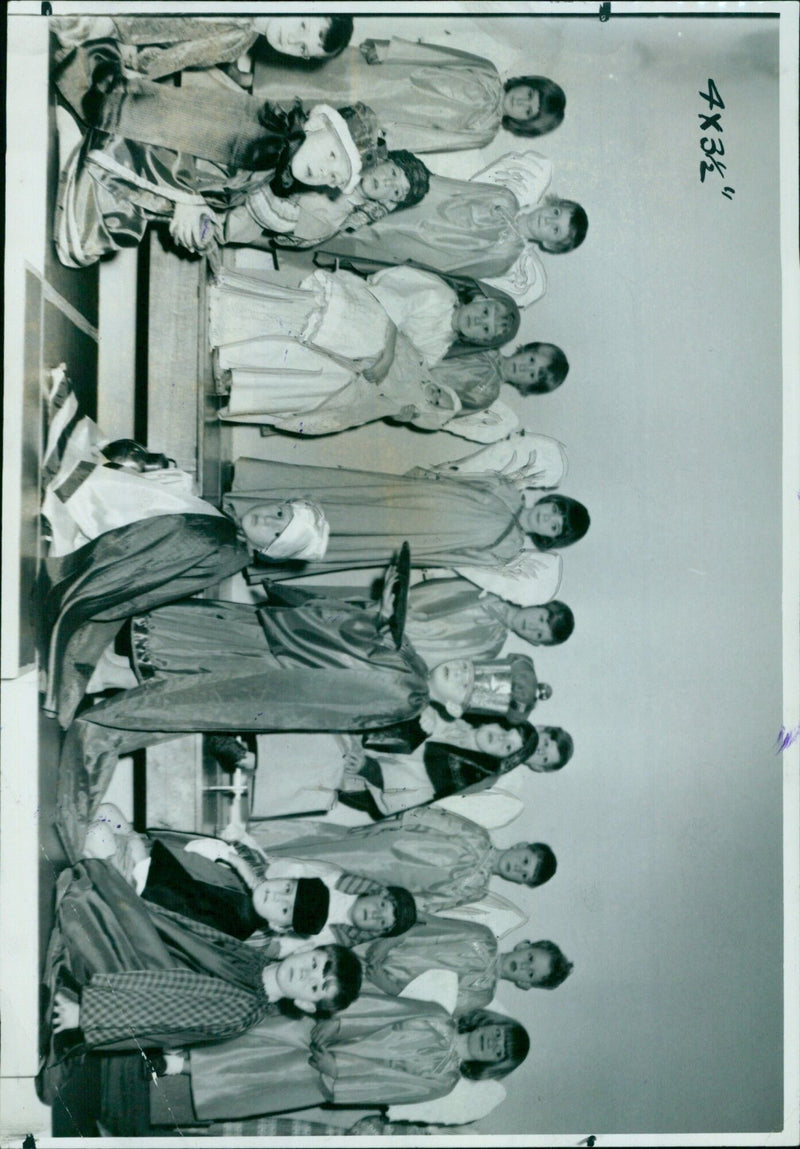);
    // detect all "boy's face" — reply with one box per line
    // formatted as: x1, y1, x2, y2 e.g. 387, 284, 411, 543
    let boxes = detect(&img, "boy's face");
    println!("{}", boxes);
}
252, 878, 298, 928
361, 161, 411, 204
504, 346, 556, 390
497, 844, 541, 885
522, 500, 563, 538
512, 606, 553, 645
261, 16, 332, 59
350, 893, 396, 934
275, 947, 337, 1007
523, 203, 572, 251
528, 728, 561, 771
505, 942, 555, 989
428, 659, 475, 717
